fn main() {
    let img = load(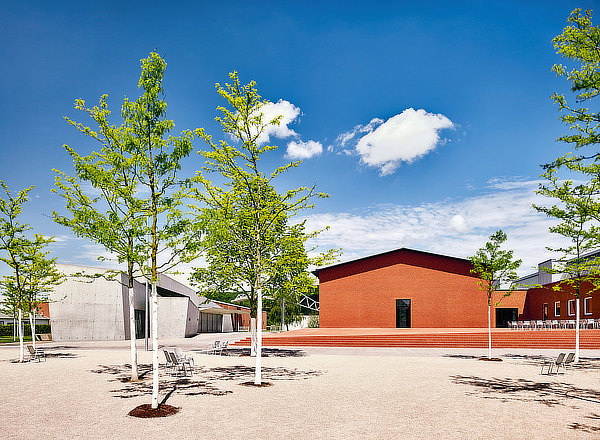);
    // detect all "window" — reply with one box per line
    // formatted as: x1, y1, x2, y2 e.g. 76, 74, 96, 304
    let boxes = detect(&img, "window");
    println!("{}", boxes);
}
568, 299, 575, 316
554, 301, 561, 317
584, 297, 592, 316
